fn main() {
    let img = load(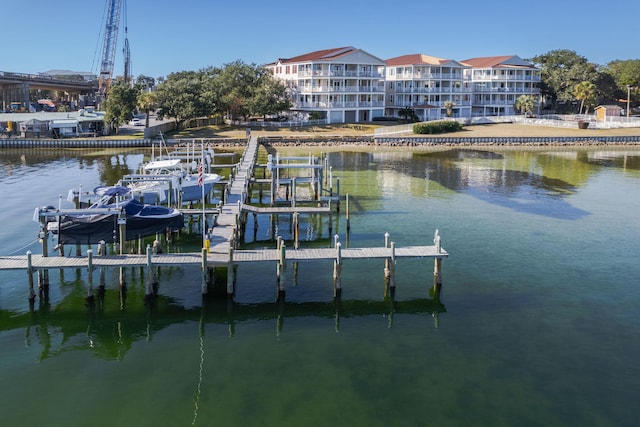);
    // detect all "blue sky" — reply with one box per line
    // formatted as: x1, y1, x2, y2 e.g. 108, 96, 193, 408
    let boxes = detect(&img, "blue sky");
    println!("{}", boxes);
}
5, 0, 638, 79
